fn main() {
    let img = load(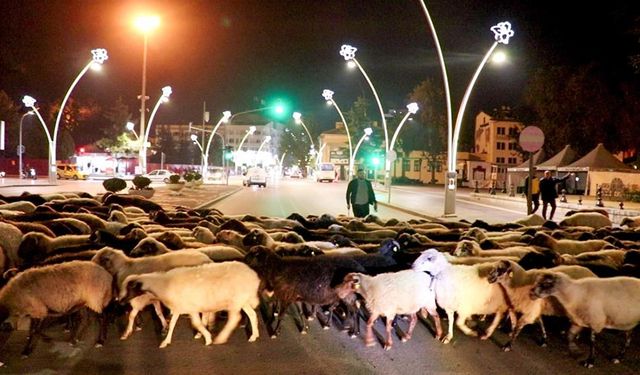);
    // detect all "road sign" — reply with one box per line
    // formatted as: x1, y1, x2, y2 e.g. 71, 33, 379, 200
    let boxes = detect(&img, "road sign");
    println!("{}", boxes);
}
519, 126, 544, 152
17, 145, 25, 155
